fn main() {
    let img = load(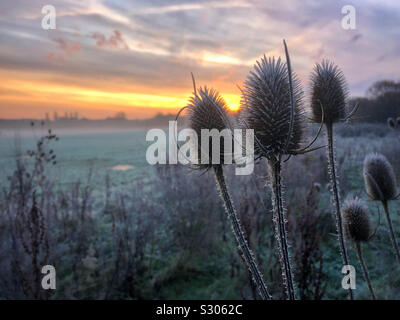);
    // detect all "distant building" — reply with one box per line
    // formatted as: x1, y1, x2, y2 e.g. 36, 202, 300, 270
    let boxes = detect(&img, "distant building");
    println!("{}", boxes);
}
107, 112, 127, 120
